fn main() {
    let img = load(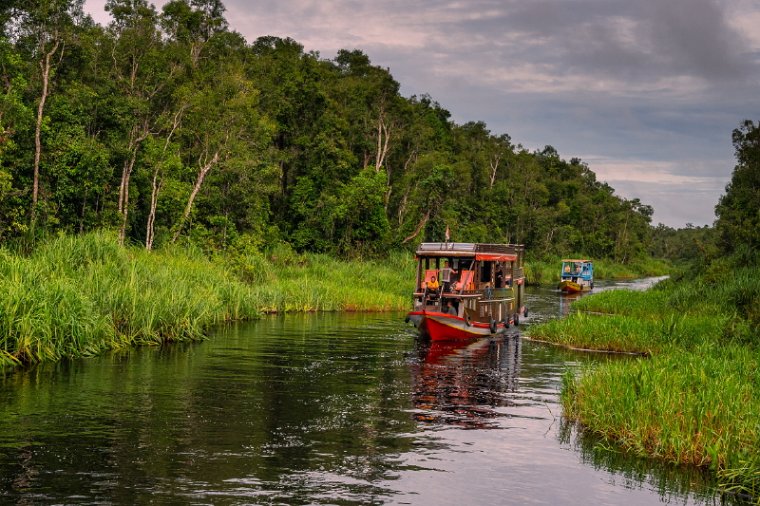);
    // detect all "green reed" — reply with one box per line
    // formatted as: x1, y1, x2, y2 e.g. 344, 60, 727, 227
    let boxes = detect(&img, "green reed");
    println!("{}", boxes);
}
0, 232, 253, 364
563, 345, 759, 486
537, 265, 760, 500
243, 250, 414, 313
0, 233, 416, 369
